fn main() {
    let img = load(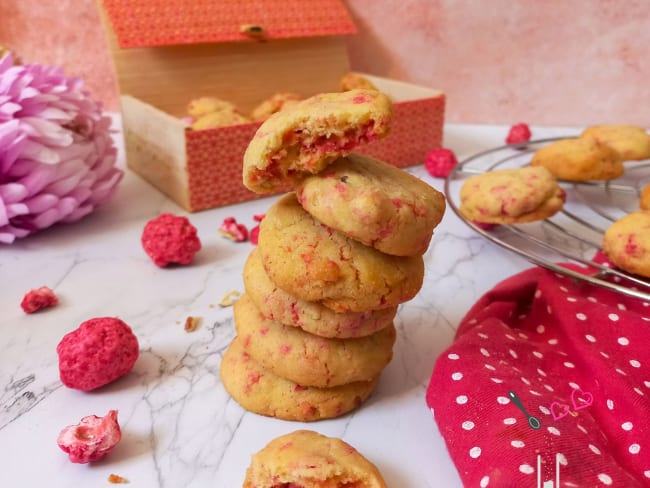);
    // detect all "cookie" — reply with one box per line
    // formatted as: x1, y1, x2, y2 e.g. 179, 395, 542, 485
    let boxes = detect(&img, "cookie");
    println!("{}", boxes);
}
243, 89, 393, 194
258, 193, 424, 313
234, 294, 395, 387
220, 336, 379, 421
340, 72, 379, 92
602, 211, 650, 278
296, 153, 446, 256
244, 248, 396, 338
459, 166, 565, 224
640, 182, 650, 211
191, 109, 250, 130
581, 125, 650, 161
243, 430, 388, 488
186, 96, 237, 118
250, 92, 302, 121
530, 137, 623, 181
